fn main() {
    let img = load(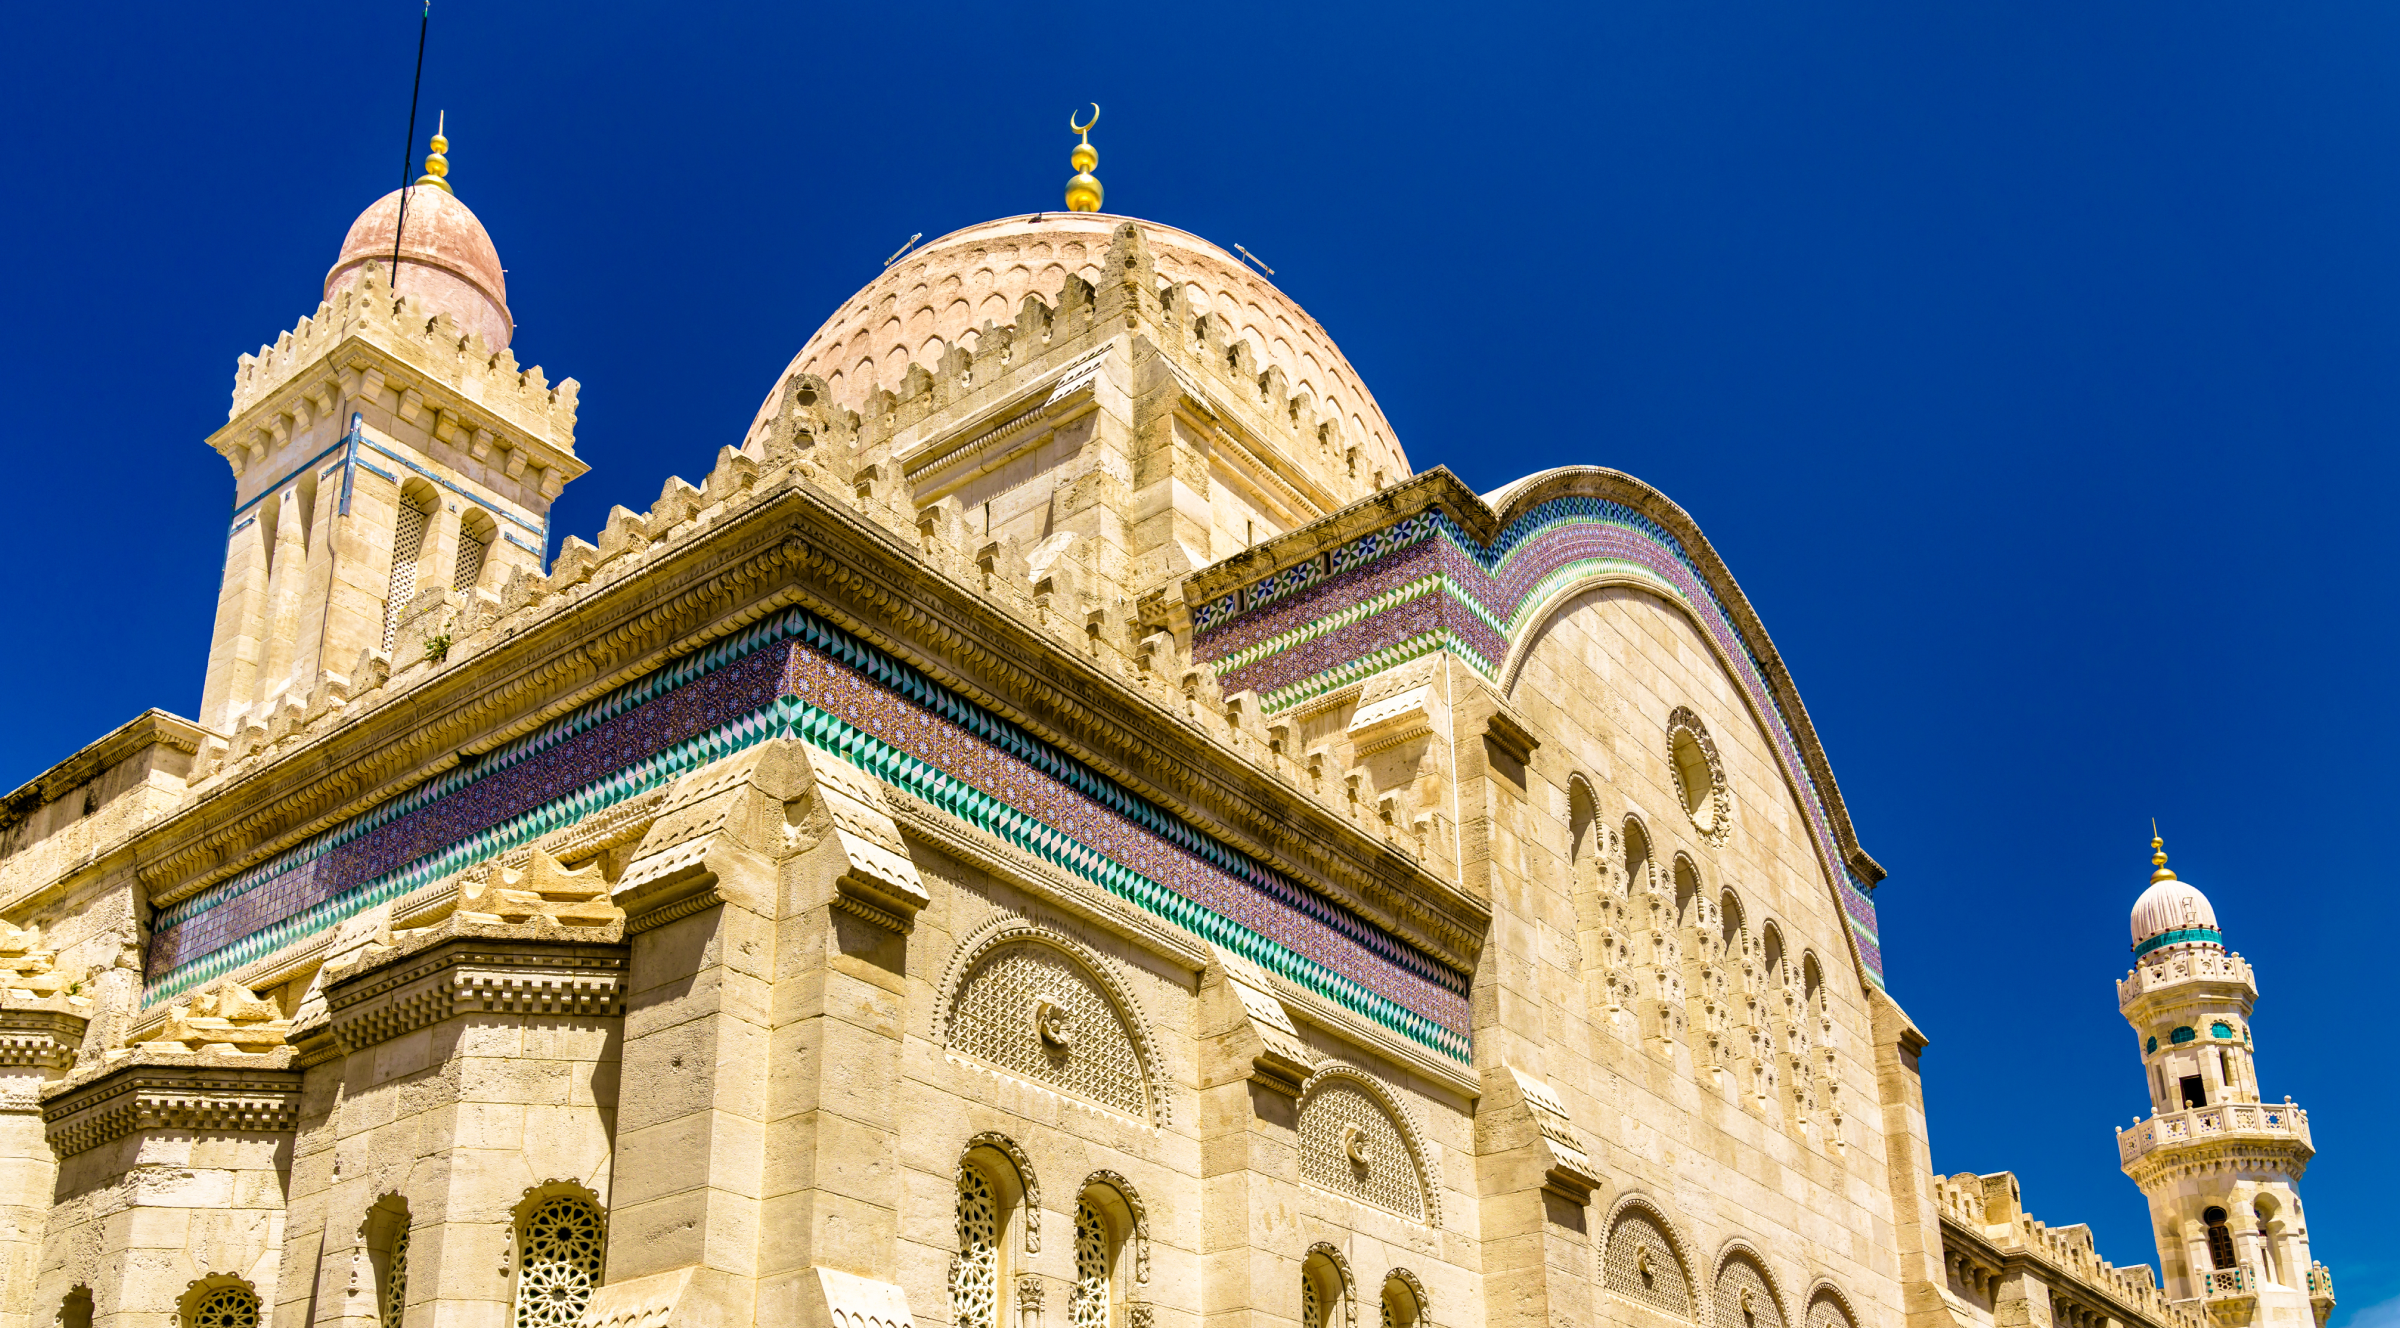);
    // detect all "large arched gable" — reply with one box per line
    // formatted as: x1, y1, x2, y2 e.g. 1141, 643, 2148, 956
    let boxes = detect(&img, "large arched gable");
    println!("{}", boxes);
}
1185, 465, 1886, 992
